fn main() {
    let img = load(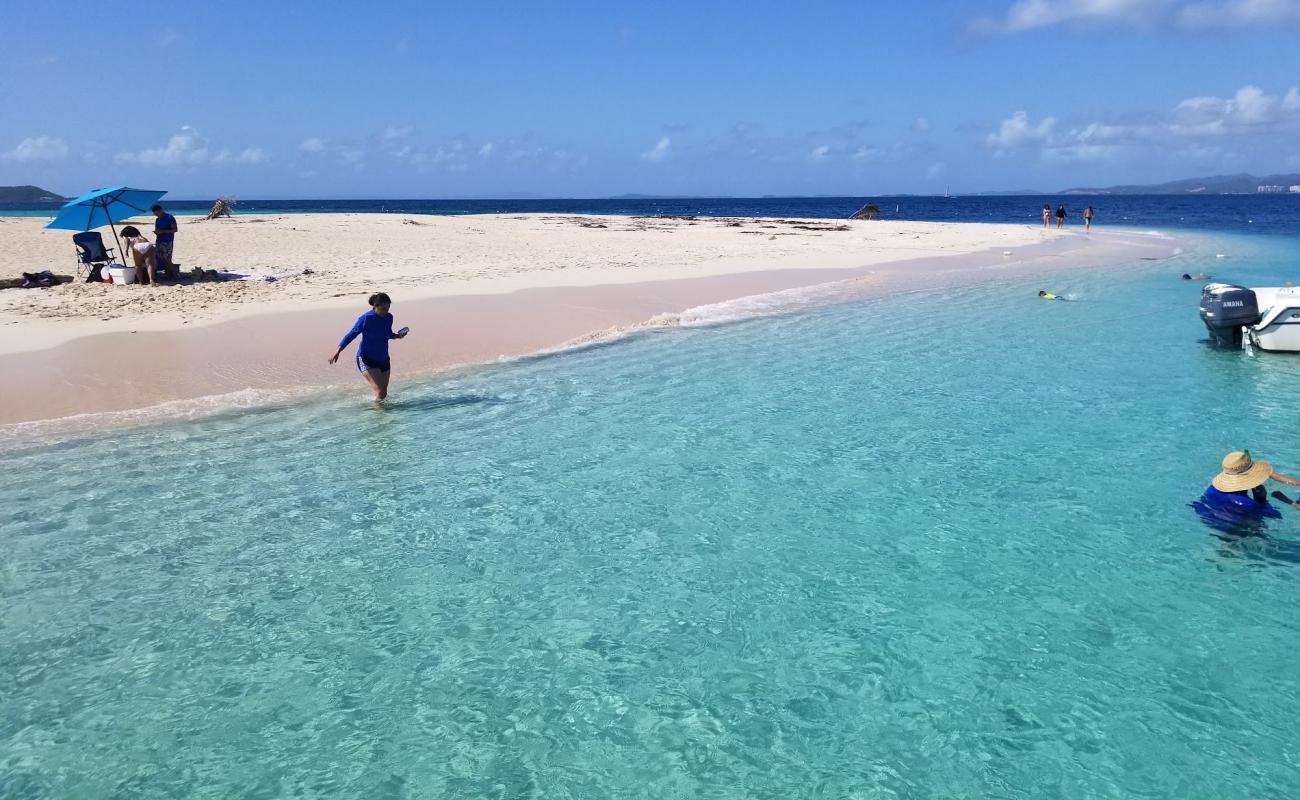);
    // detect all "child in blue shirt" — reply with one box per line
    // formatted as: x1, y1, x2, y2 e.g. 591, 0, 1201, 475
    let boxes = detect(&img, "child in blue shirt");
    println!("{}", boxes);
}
329, 292, 408, 400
